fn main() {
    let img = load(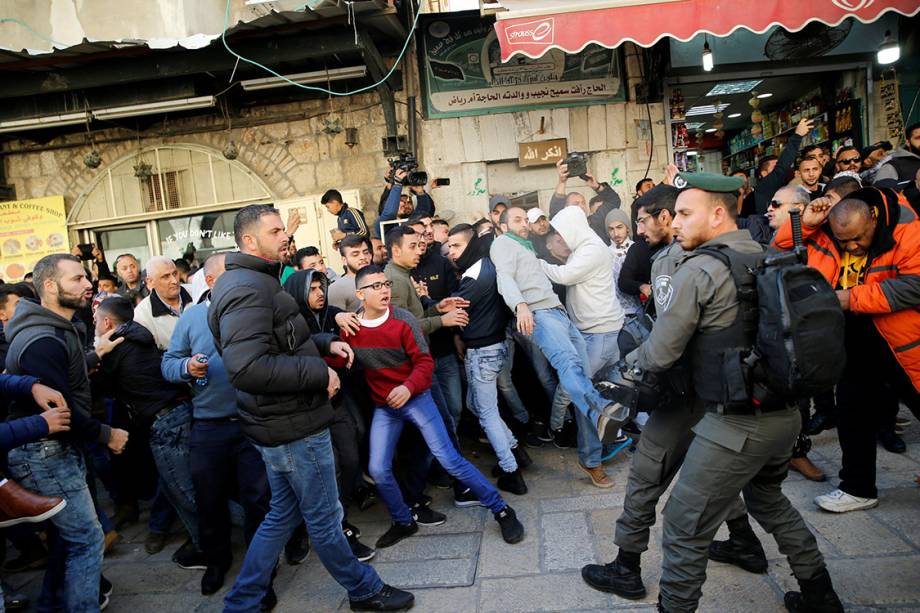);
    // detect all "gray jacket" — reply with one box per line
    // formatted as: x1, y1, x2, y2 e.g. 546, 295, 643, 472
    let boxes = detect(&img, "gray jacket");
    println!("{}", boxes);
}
874, 146, 920, 185
490, 234, 562, 313
650, 241, 689, 314
629, 230, 762, 372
